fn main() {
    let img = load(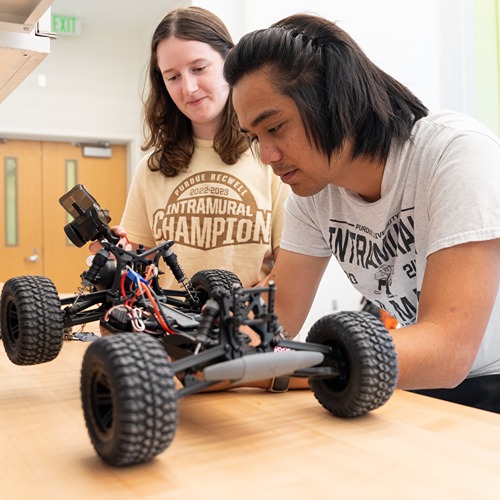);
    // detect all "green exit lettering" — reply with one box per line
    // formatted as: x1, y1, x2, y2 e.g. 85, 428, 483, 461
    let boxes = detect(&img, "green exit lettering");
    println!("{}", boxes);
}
52, 14, 81, 36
